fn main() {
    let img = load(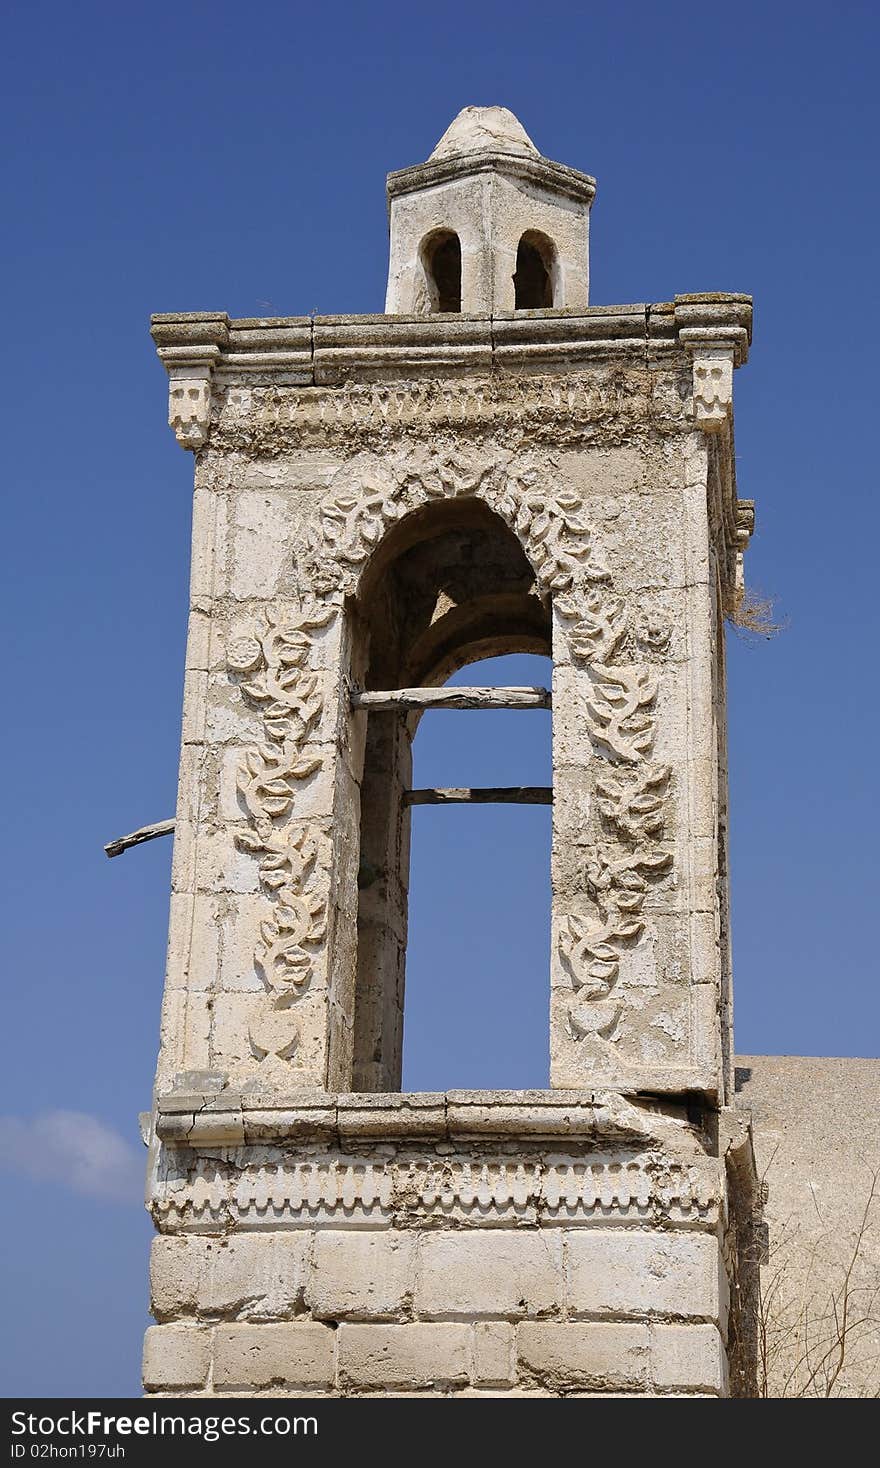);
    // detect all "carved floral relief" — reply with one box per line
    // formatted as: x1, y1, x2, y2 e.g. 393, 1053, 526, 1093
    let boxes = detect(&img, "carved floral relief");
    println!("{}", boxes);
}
306, 450, 673, 1058
305, 451, 612, 599
226, 604, 336, 1078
